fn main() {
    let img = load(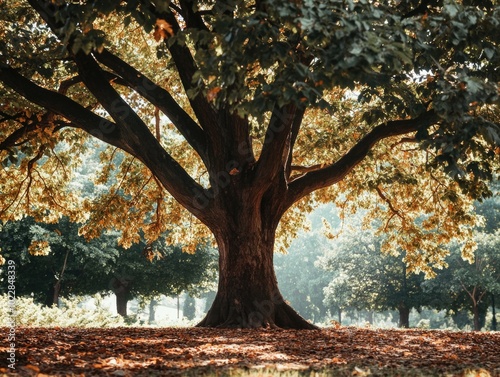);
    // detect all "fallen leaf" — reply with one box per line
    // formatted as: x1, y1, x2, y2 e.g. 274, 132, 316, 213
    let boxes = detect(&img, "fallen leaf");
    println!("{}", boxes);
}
24, 364, 40, 372
9, 327, 500, 376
